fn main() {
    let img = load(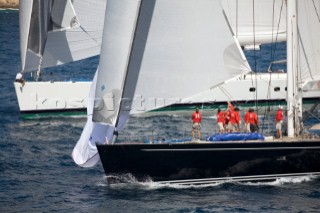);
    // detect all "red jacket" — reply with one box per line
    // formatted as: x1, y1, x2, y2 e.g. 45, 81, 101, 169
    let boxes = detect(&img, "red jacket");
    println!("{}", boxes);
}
276, 109, 283, 122
192, 112, 202, 123
248, 112, 258, 125
229, 110, 238, 124
217, 111, 225, 123
244, 111, 250, 123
